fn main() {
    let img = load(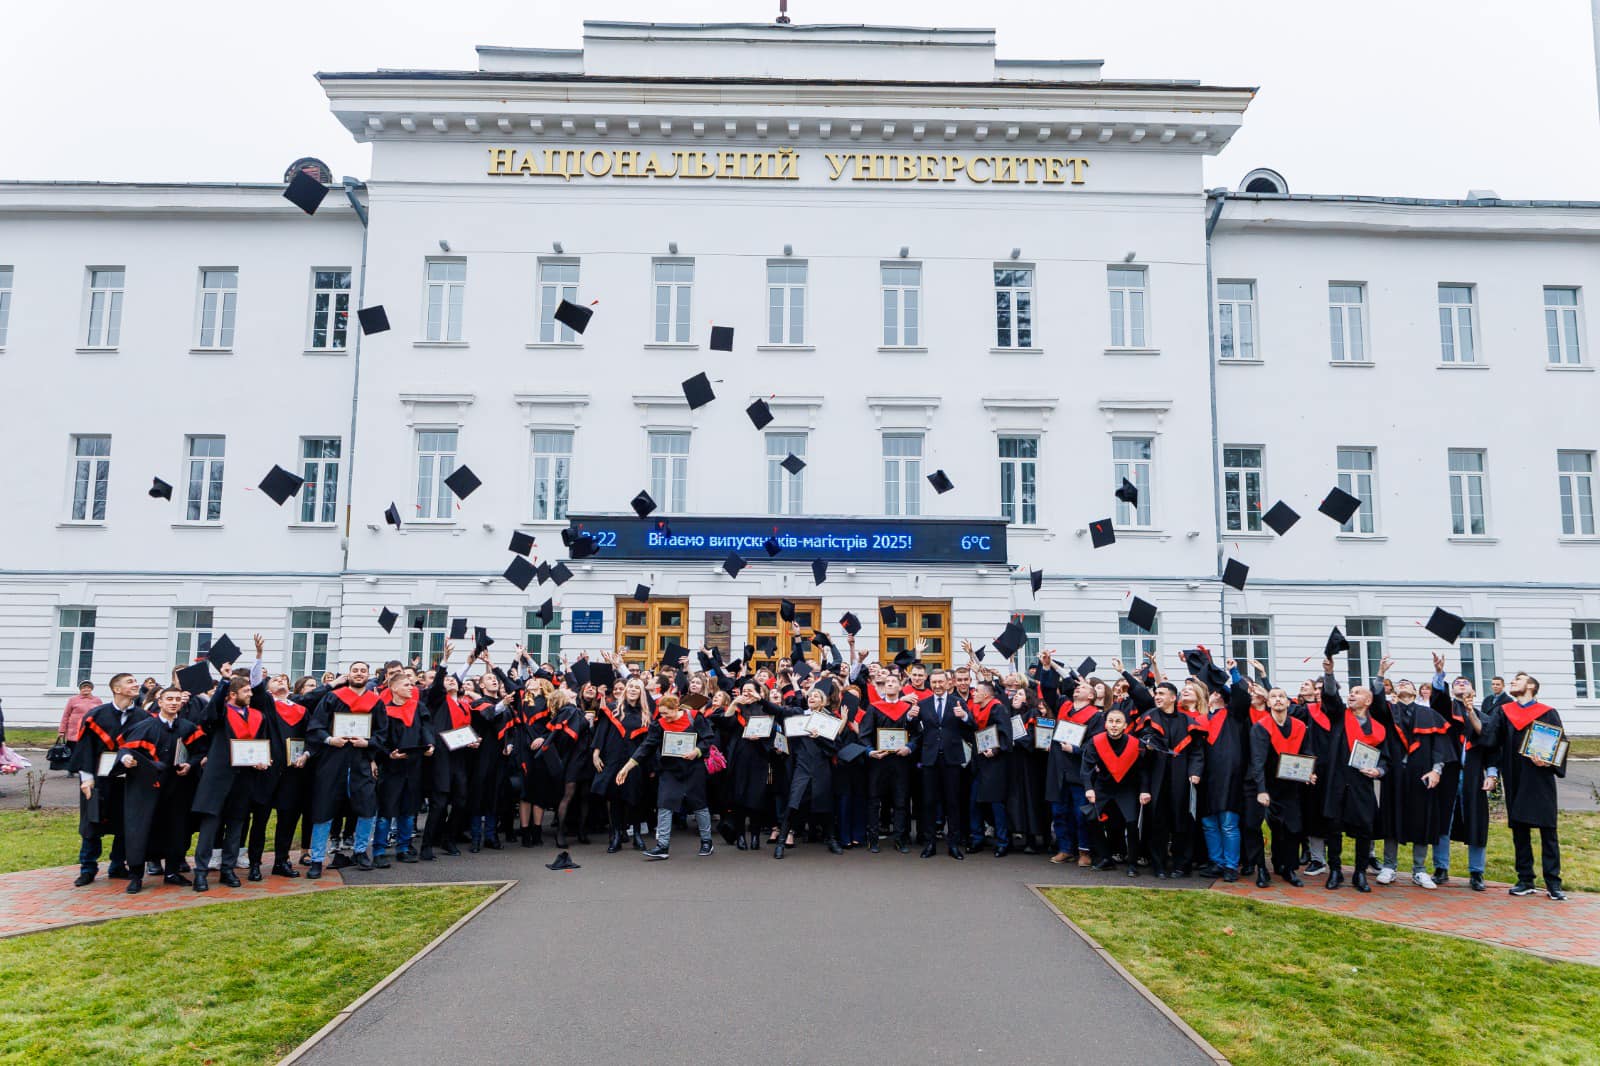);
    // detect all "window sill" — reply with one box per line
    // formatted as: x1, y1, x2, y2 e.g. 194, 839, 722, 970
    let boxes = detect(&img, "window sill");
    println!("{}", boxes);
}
1222, 530, 1275, 539
1104, 347, 1160, 357
1559, 536, 1600, 545
1335, 533, 1387, 542
1329, 360, 1375, 368
1546, 364, 1593, 372
643, 343, 700, 351
1447, 535, 1498, 545
171, 522, 225, 530
1218, 358, 1265, 367
1107, 528, 1169, 541
413, 341, 469, 349
189, 347, 232, 355
303, 348, 348, 356
287, 522, 339, 530
990, 346, 1043, 355
75, 347, 118, 354
399, 522, 462, 533
525, 342, 583, 350
45, 687, 82, 697
1437, 362, 1489, 370
756, 345, 816, 352
56, 521, 106, 530
878, 346, 928, 353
